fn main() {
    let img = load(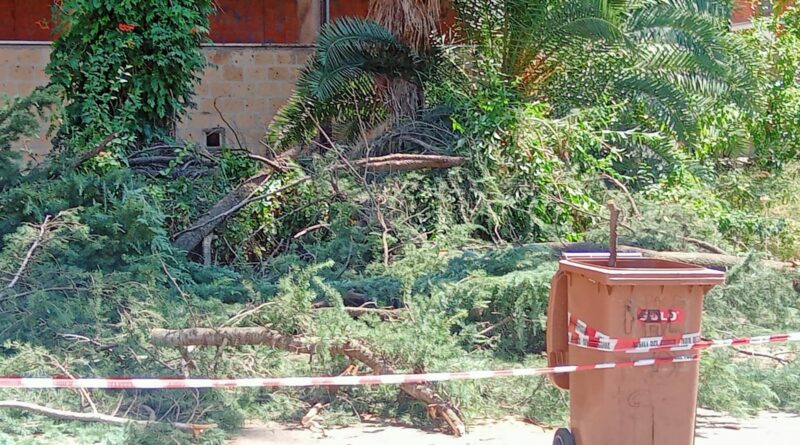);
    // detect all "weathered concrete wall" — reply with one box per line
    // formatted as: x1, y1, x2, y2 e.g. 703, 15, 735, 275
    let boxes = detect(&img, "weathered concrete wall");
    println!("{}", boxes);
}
186, 46, 311, 152
0, 43, 310, 157
0, 44, 51, 156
